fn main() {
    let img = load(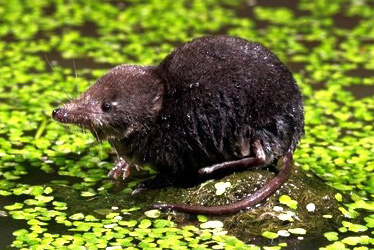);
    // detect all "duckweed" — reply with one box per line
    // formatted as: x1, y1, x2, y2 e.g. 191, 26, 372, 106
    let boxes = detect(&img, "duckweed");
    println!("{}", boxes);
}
262, 231, 279, 239
279, 195, 298, 209
324, 231, 339, 241
288, 228, 307, 235
1, 0, 373, 249
144, 209, 161, 219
